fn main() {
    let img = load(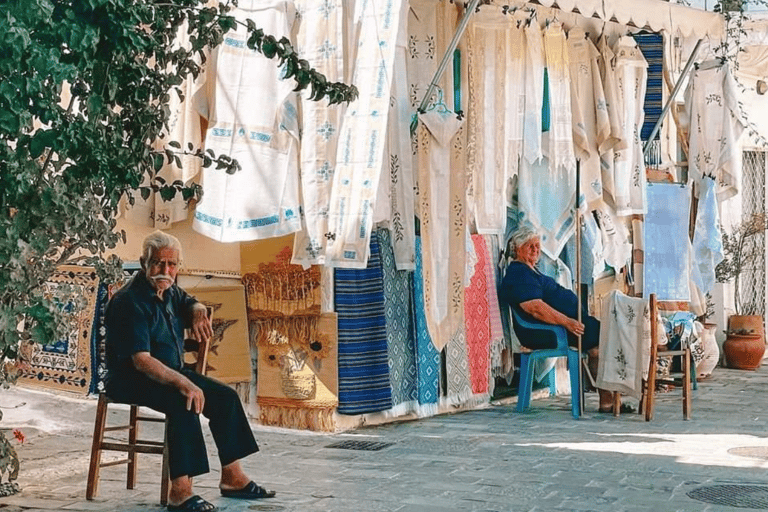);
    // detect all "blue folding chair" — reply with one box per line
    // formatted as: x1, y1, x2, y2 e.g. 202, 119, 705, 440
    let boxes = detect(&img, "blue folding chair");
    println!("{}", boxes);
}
511, 307, 585, 419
